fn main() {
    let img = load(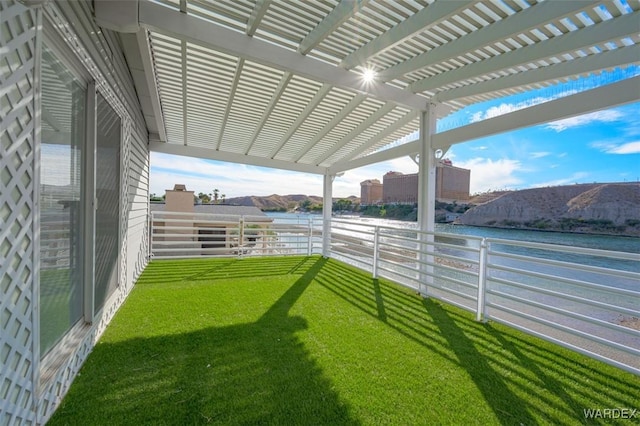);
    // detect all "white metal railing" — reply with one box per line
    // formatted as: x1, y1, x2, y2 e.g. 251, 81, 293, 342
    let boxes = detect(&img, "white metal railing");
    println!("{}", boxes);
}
328, 218, 640, 376
148, 213, 640, 375
150, 211, 323, 259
